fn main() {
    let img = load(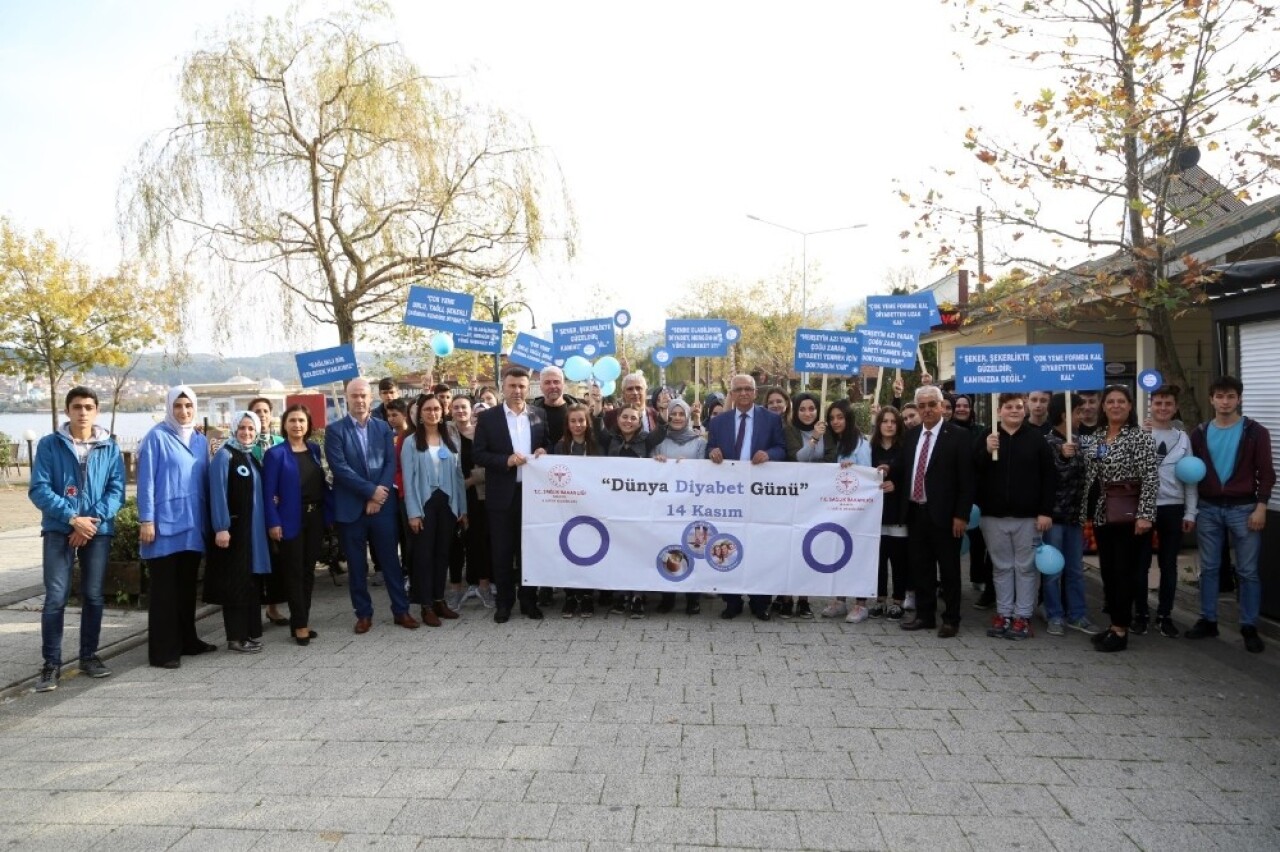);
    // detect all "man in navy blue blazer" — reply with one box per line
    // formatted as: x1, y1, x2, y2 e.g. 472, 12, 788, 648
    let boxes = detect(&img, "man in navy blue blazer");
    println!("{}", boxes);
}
705, 373, 787, 620
325, 377, 416, 634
